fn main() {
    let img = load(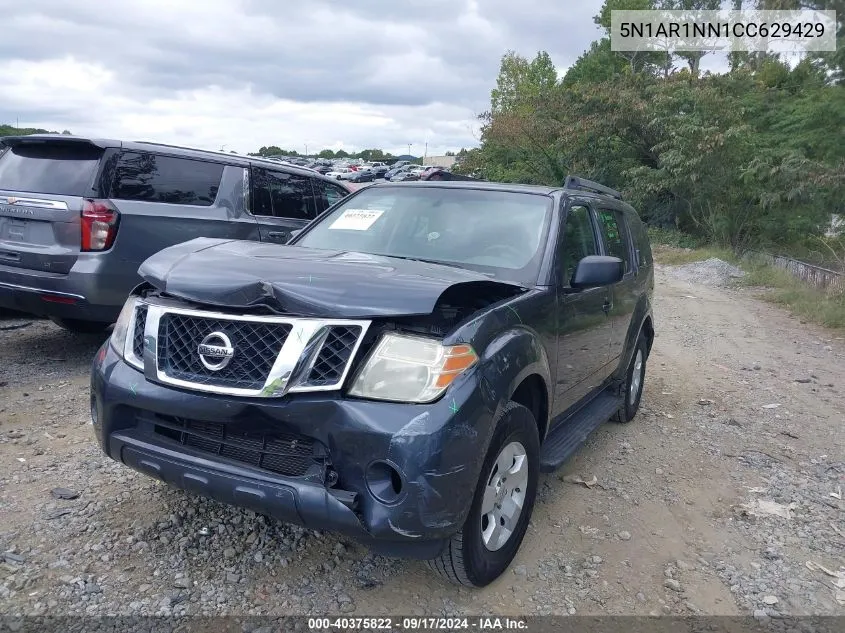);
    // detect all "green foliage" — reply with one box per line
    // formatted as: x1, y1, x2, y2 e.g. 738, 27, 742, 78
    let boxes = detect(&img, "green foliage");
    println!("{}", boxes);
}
250, 145, 300, 157
647, 227, 704, 249
471, 1, 845, 256
0, 124, 62, 136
